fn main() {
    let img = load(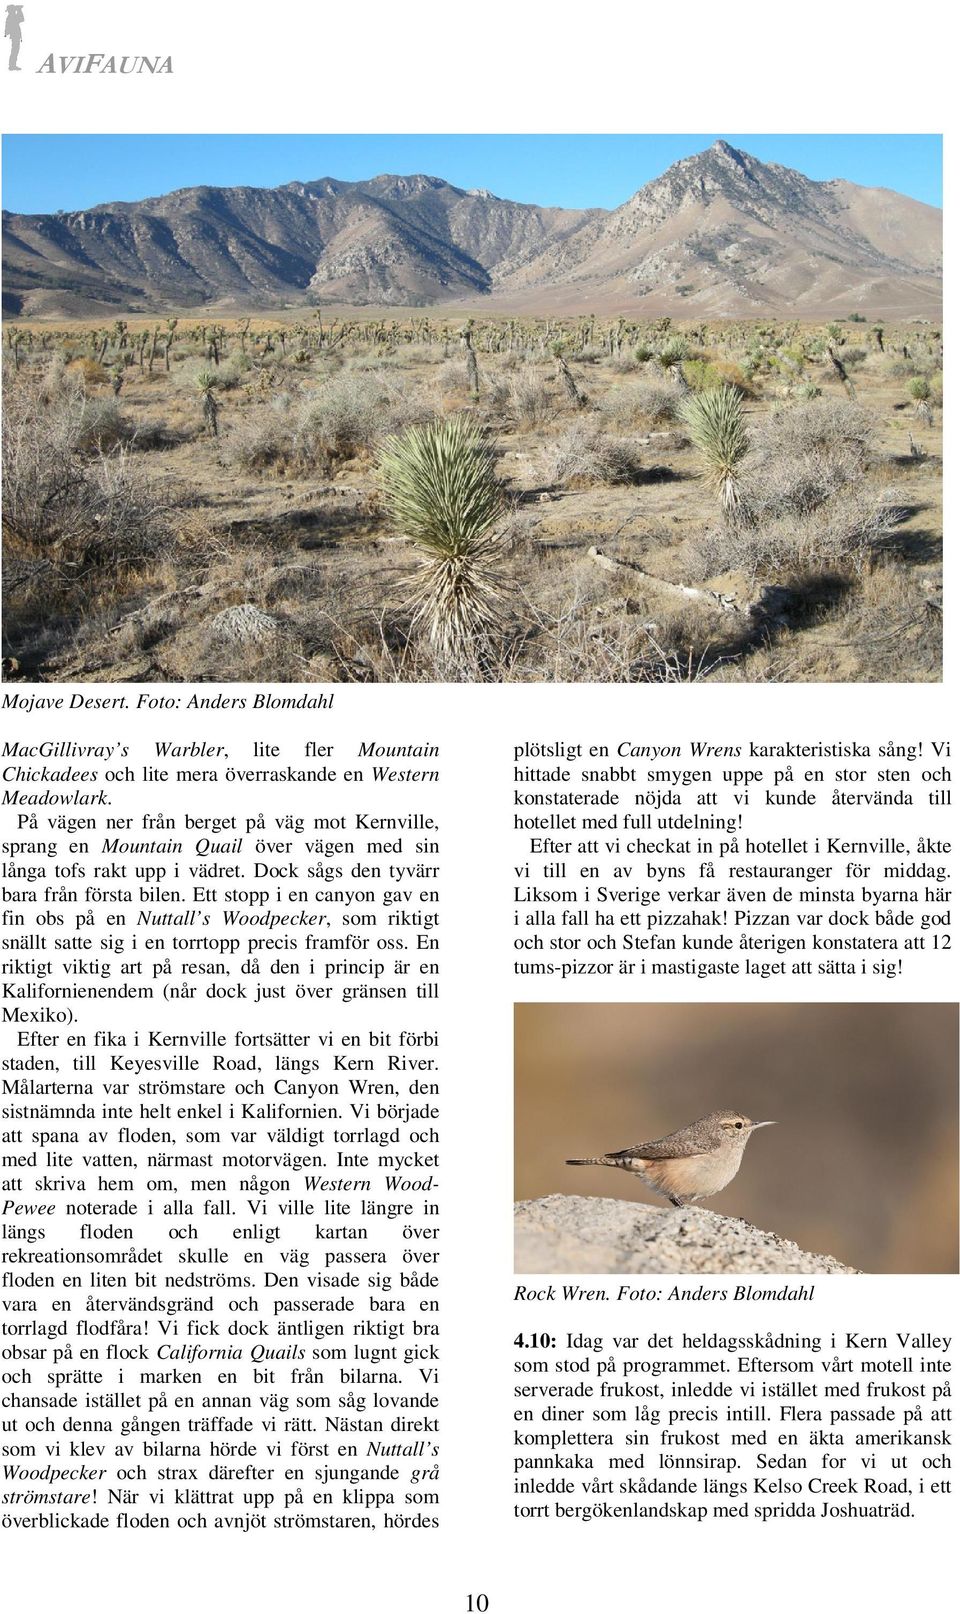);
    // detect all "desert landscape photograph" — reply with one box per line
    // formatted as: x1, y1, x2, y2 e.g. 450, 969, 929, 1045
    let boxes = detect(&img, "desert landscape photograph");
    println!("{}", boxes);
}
1, 133, 942, 684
